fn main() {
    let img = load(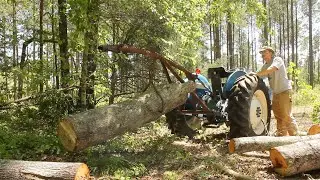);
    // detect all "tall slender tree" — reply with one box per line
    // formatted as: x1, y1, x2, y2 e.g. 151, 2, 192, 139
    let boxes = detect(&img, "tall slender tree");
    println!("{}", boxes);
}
58, 0, 70, 89
209, 18, 213, 63
286, 0, 290, 64
85, 0, 99, 109
12, 0, 18, 99
52, 0, 59, 89
39, 0, 44, 92
290, 0, 294, 64
308, 0, 314, 87
262, 0, 268, 45
213, 24, 221, 61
